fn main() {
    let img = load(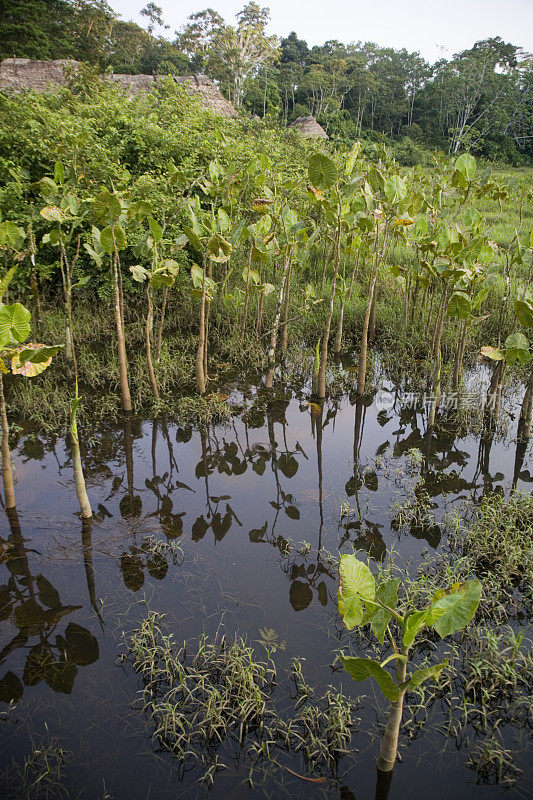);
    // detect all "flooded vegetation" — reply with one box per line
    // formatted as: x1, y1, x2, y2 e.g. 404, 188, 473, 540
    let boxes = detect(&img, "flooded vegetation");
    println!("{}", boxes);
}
0, 356, 531, 799
0, 54, 532, 800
